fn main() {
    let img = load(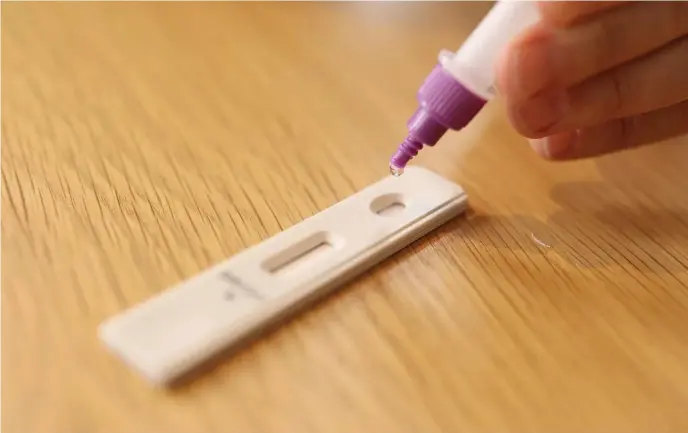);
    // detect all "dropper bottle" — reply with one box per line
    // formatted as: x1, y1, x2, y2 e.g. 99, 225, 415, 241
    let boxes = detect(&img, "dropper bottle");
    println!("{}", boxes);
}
389, 0, 540, 176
